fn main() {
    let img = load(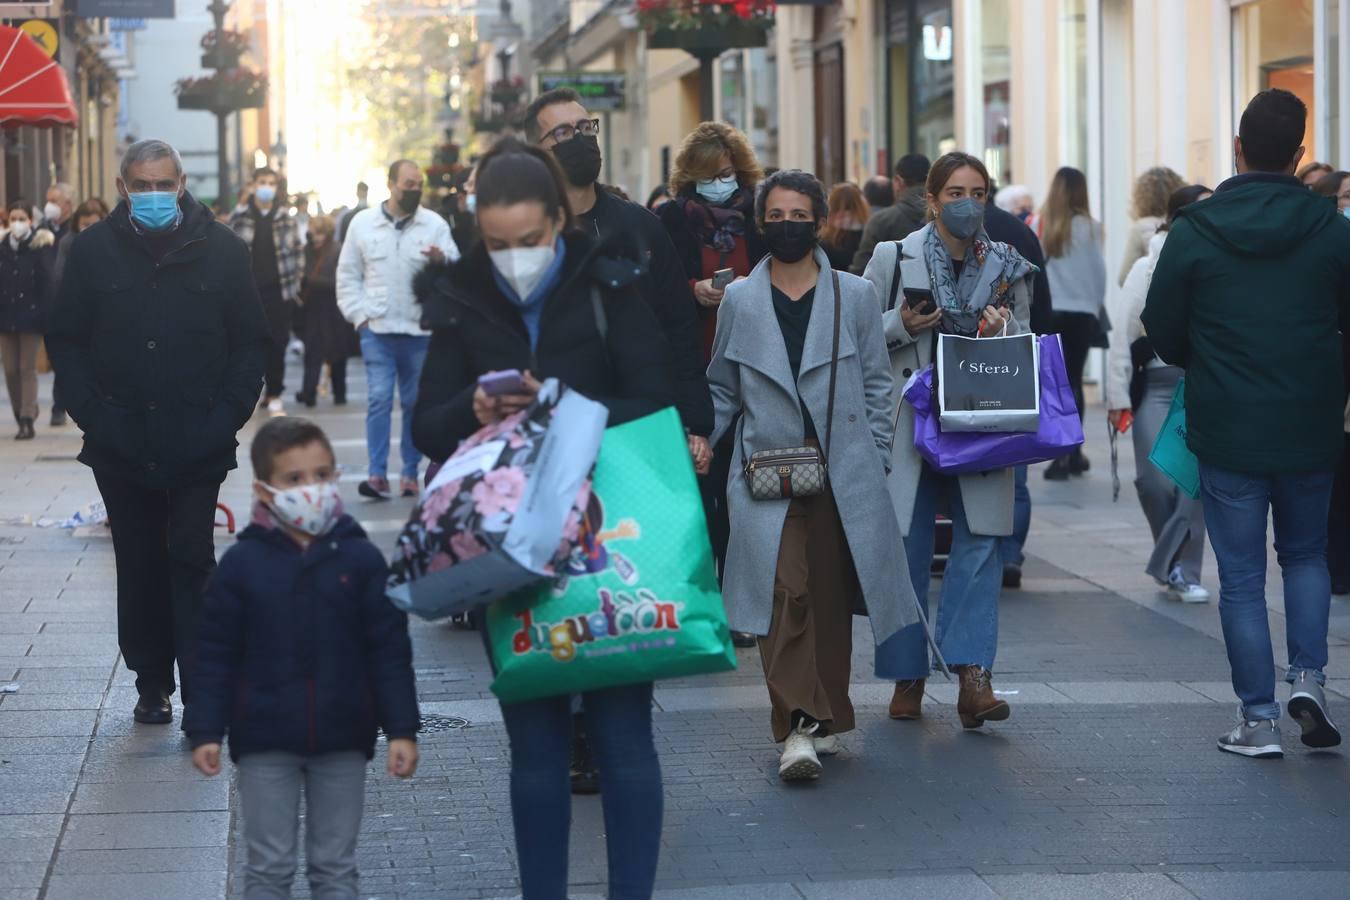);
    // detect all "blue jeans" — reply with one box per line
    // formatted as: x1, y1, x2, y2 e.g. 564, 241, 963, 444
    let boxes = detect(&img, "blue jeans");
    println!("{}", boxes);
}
358, 331, 428, 480
999, 465, 1031, 568
1199, 463, 1335, 721
500, 682, 662, 900
876, 464, 1004, 679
